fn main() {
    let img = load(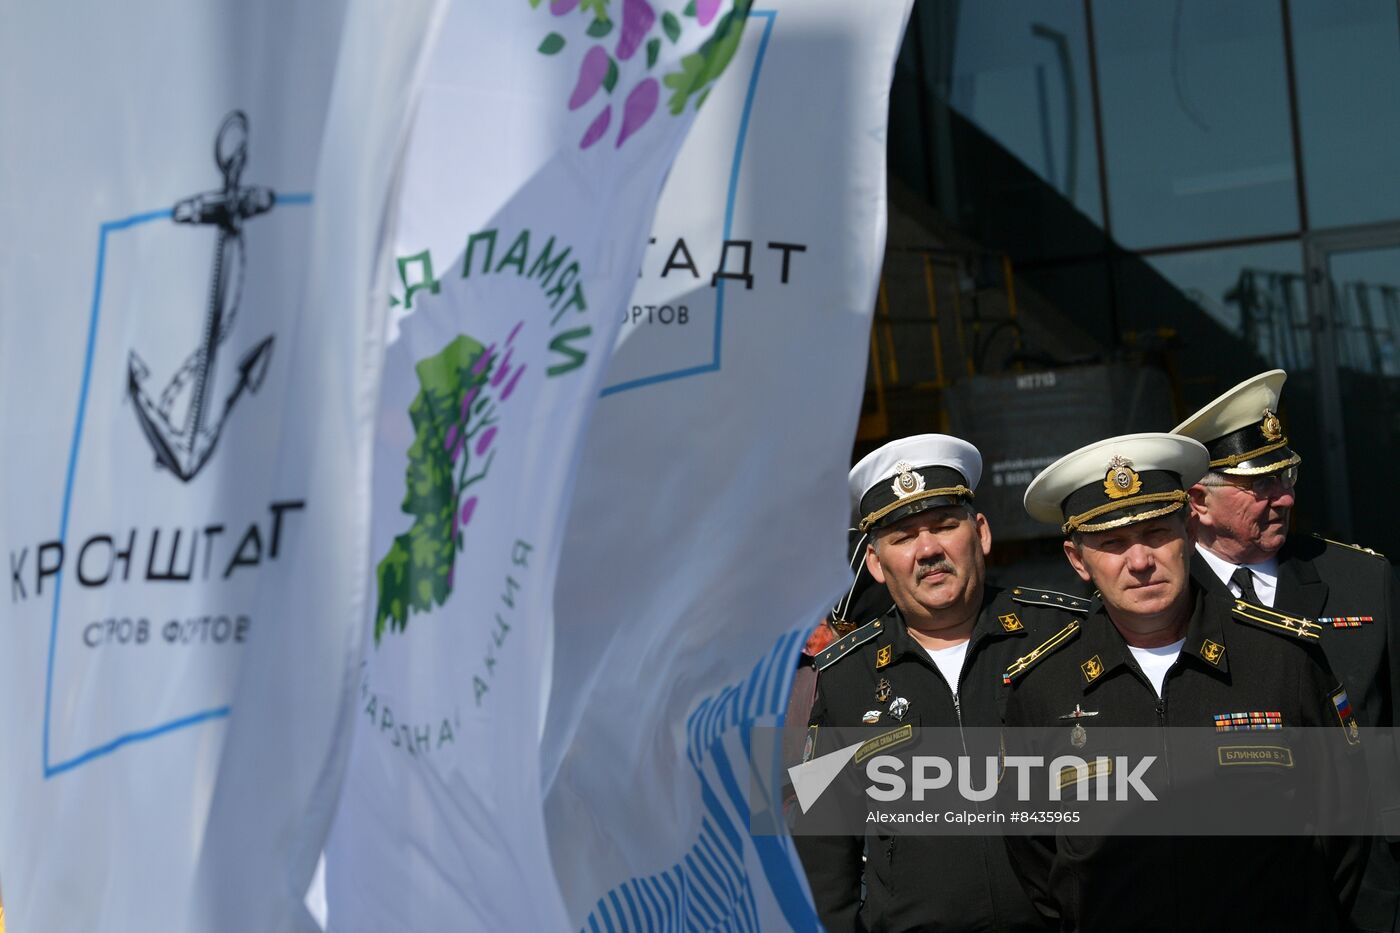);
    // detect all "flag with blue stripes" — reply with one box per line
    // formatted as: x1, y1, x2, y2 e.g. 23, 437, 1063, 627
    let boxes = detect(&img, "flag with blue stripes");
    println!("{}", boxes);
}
543, 1, 912, 927
579, 628, 820, 933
